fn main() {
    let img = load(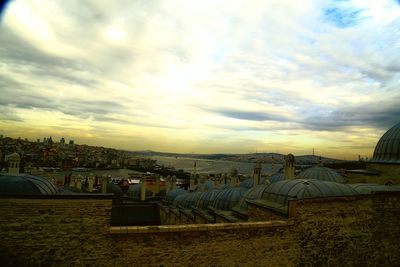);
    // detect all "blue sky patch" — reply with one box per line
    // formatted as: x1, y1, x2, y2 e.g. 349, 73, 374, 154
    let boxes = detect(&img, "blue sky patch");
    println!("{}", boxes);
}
324, 7, 365, 28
